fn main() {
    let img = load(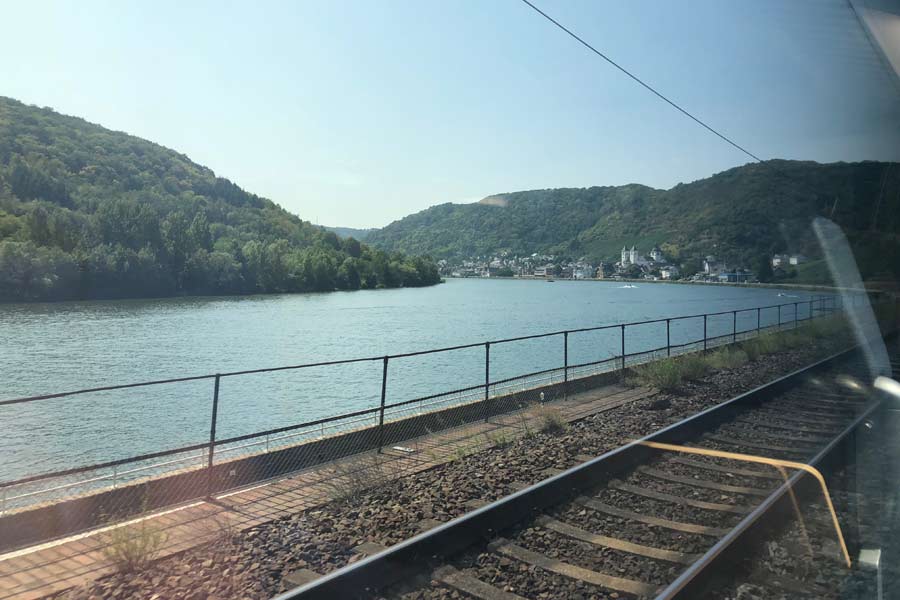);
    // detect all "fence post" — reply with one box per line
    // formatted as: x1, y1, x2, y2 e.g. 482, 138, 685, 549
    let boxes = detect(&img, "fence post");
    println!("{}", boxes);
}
484, 342, 490, 420
703, 314, 707, 350
206, 374, 220, 498
778, 305, 782, 329
563, 331, 568, 399
377, 356, 388, 452
757, 307, 761, 334
732, 310, 737, 343
666, 319, 671, 357
809, 299, 814, 322
793, 302, 798, 328
620, 324, 626, 374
